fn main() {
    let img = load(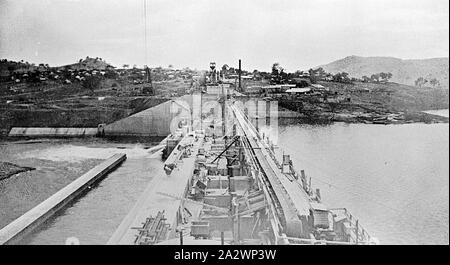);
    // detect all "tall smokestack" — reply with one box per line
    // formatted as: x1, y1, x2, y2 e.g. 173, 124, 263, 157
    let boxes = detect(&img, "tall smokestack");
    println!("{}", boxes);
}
238, 59, 242, 91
